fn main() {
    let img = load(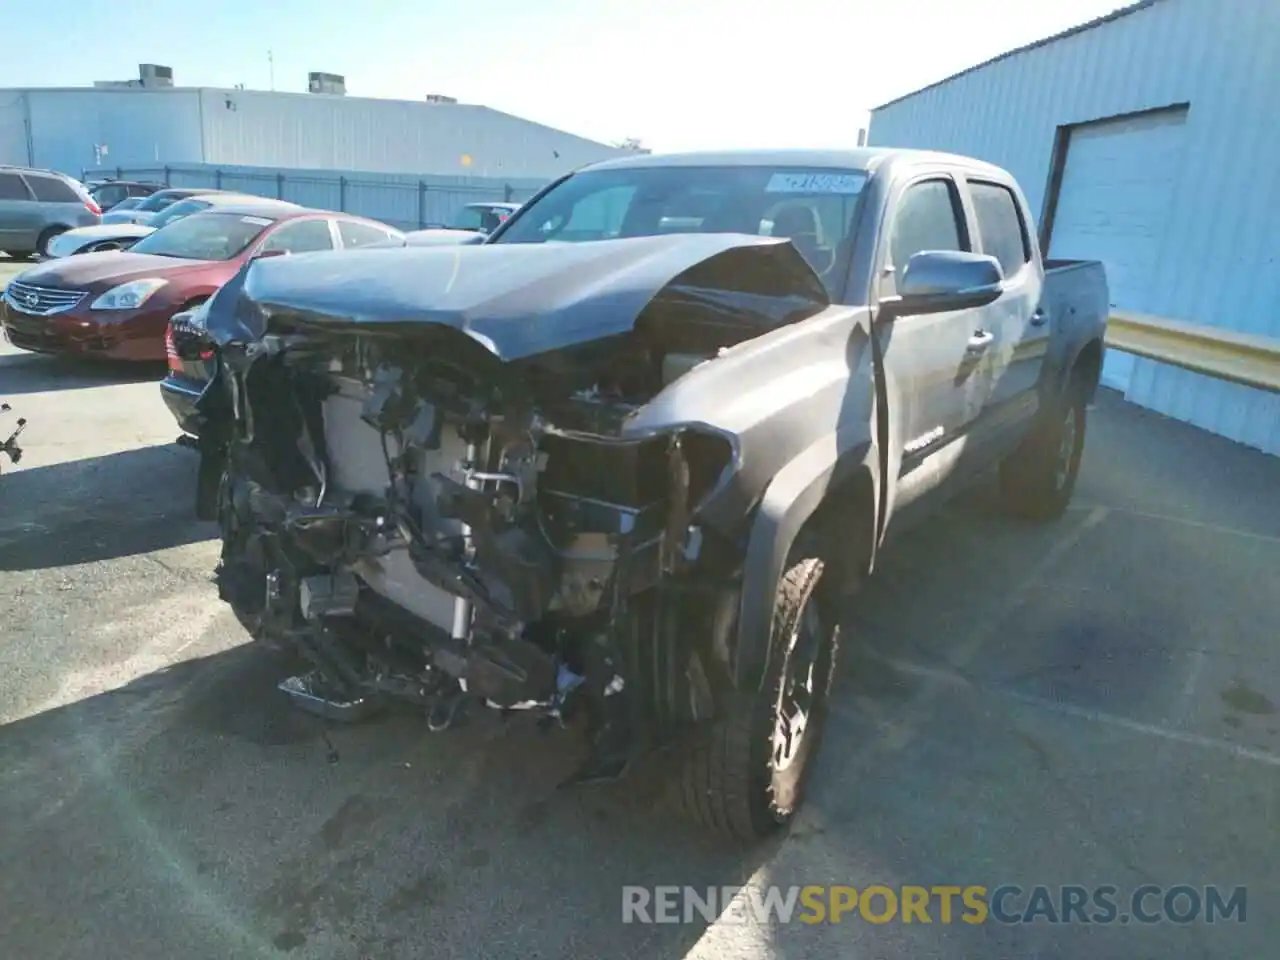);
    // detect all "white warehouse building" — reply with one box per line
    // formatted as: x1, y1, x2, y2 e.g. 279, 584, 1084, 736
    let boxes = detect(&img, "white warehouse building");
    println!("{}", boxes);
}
0, 69, 626, 182
869, 0, 1280, 456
